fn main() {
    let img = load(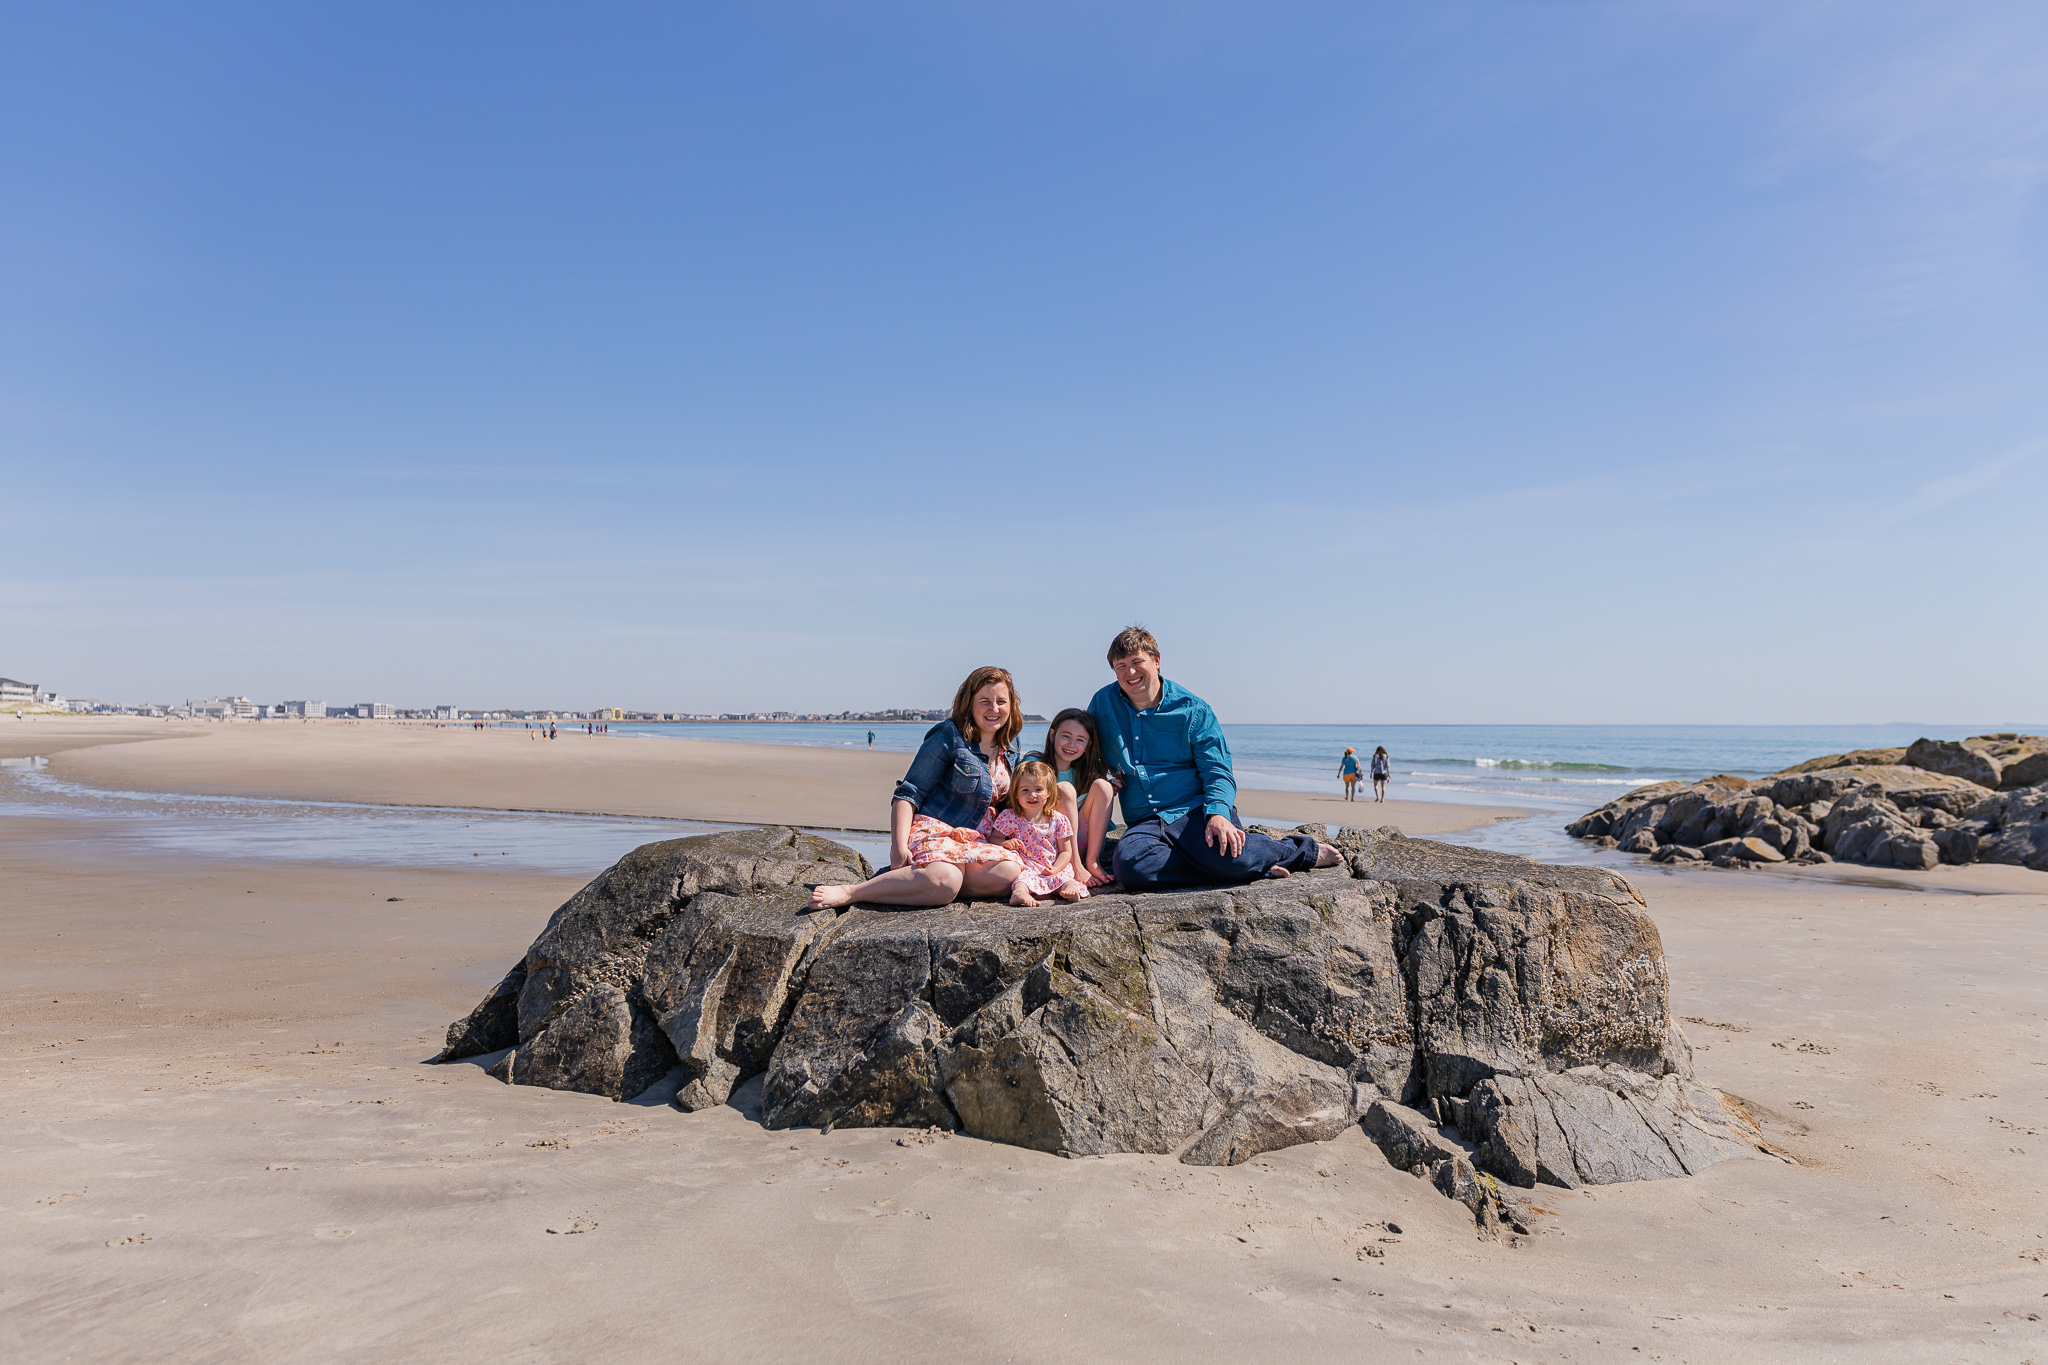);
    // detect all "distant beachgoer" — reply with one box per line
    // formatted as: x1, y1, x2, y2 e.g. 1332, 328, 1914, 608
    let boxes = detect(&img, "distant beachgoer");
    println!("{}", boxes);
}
1338, 747, 1361, 801
1029, 708, 1118, 887
1370, 745, 1391, 802
808, 666, 1025, 909
867, 730, 875, 750
977, 760, 1088, 907
1090, 627, 1340, 890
